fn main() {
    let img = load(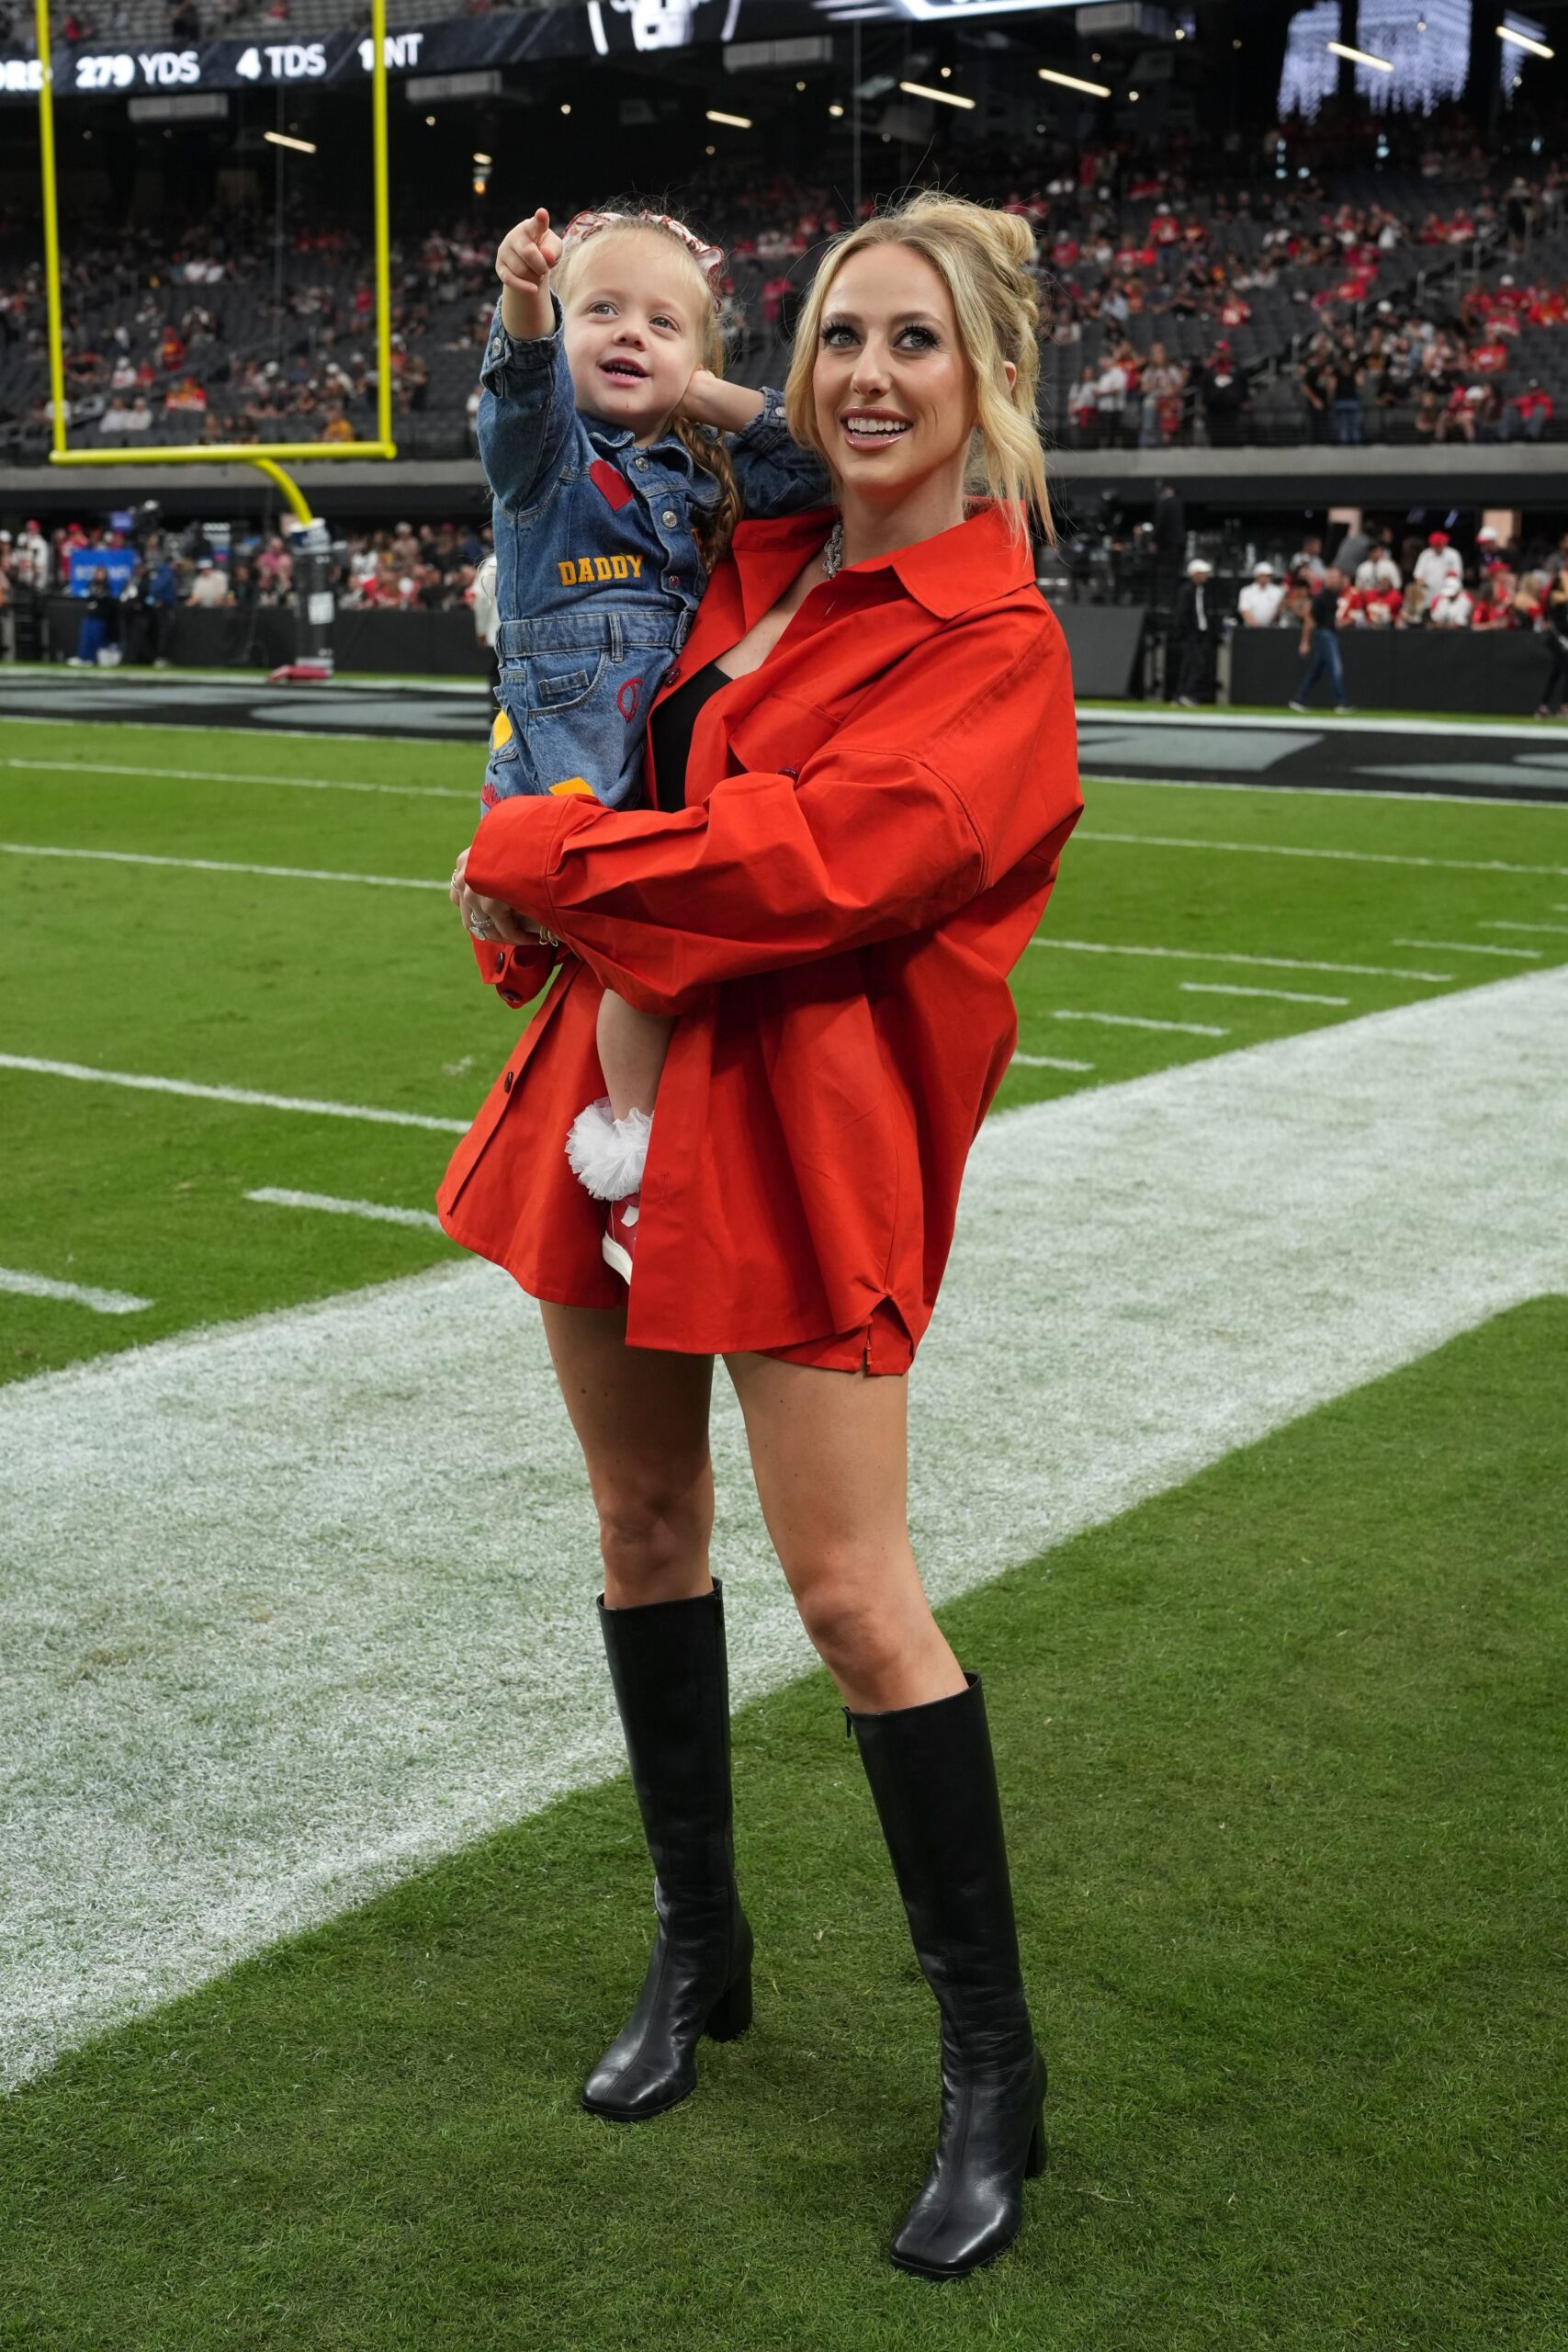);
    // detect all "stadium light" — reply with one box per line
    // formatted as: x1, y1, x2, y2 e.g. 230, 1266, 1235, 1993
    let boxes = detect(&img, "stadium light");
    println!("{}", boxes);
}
1326, 39, 1393, 70
829, 102, 845, 115
473, 150, 492, 164
1037, 66, 1112, 96
899, 78, 976, 107
705, 107, 753, 128
264, 130, 319, 154
1497, 21, 1554, 55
